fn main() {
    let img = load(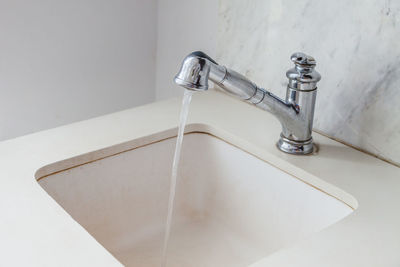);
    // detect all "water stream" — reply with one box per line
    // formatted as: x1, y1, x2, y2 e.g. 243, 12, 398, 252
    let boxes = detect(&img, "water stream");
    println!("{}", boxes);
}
161, 89, 194, 267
